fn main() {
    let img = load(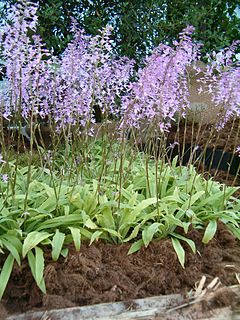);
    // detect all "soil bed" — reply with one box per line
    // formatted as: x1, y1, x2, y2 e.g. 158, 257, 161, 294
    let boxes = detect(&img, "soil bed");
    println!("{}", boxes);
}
167, 119, 240, 153
166, 119, 240, 196
1, 222, 240, 318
